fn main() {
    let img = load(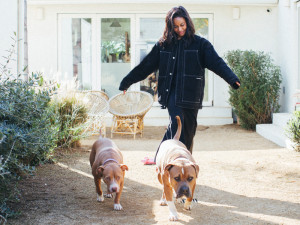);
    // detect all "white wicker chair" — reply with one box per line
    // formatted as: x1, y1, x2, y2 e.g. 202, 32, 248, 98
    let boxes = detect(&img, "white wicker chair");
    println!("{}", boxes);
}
109, 91, 153, 139
79, 91, 109, 136
85, 90, 109, 101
